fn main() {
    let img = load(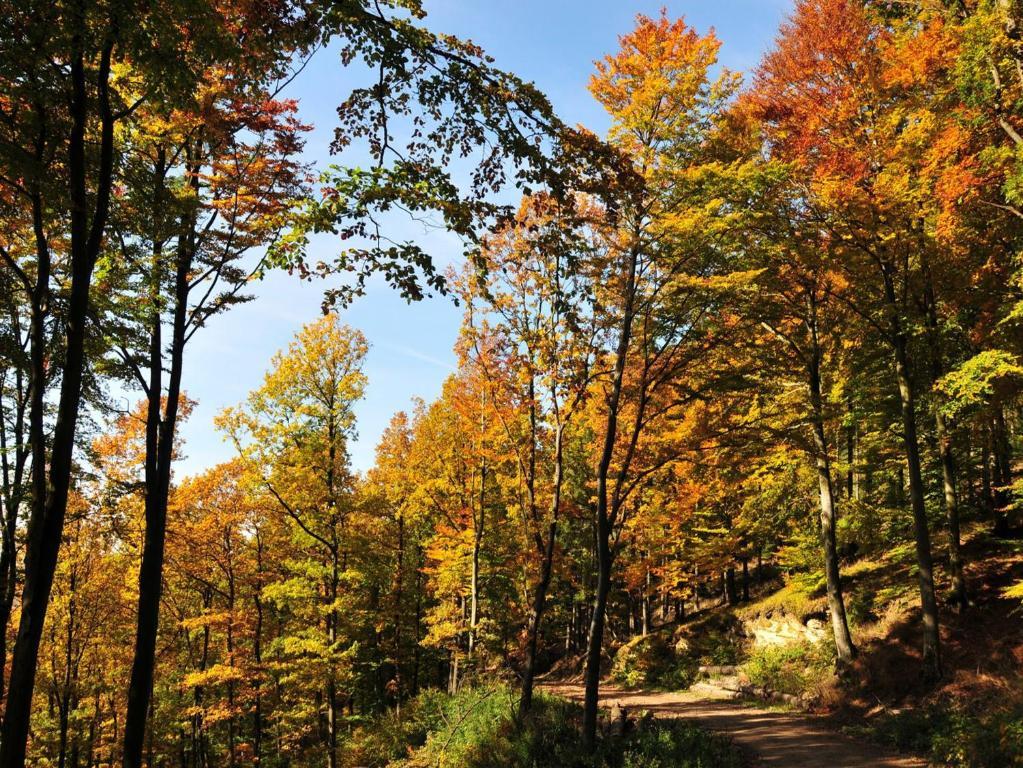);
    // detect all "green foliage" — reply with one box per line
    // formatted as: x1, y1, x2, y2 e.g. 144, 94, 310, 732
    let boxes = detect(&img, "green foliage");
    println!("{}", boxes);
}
862, 705, 1023, 768
341, 686, 742, 768
615, 720, 744, 768
937, 350, 1023, 418
676, 611, 747, 666
610, 634, 698, 690
739, 575, 824, 624
741, 640, 836, 698
340, 689, 451, 768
